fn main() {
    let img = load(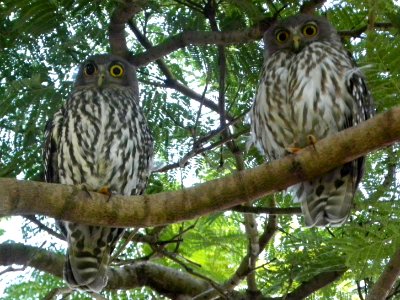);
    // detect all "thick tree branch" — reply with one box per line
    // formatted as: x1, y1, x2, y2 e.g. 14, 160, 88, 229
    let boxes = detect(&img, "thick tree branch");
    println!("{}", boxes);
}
0, 242, 346, 299
0, 107, 399, 227
285, 268, 347, 300
0, 242, 63, 278
130, 22, 394, 67
300, 0, 327, 14
366, 246, 400, 300
109, 0, 148, 58
130, 18, 275, 67
0, 242, 211, 298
